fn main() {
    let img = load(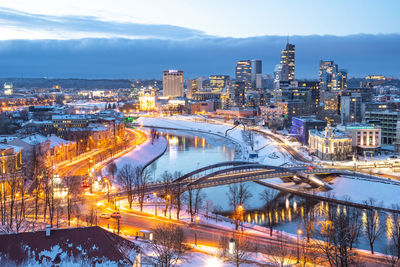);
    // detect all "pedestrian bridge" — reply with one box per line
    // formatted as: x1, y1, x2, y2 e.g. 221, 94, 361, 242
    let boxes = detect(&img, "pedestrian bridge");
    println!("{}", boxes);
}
169, 161, 338, 190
